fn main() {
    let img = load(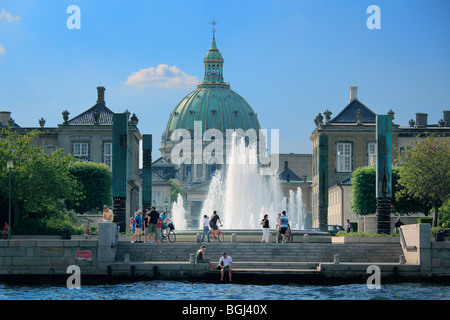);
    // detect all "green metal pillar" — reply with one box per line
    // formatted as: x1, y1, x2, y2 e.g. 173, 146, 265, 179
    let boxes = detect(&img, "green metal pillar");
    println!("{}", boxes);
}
318, 134, 329, 232
113, 113, 128, 232
376, 114, 393, 234
142, 134, 152, 213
